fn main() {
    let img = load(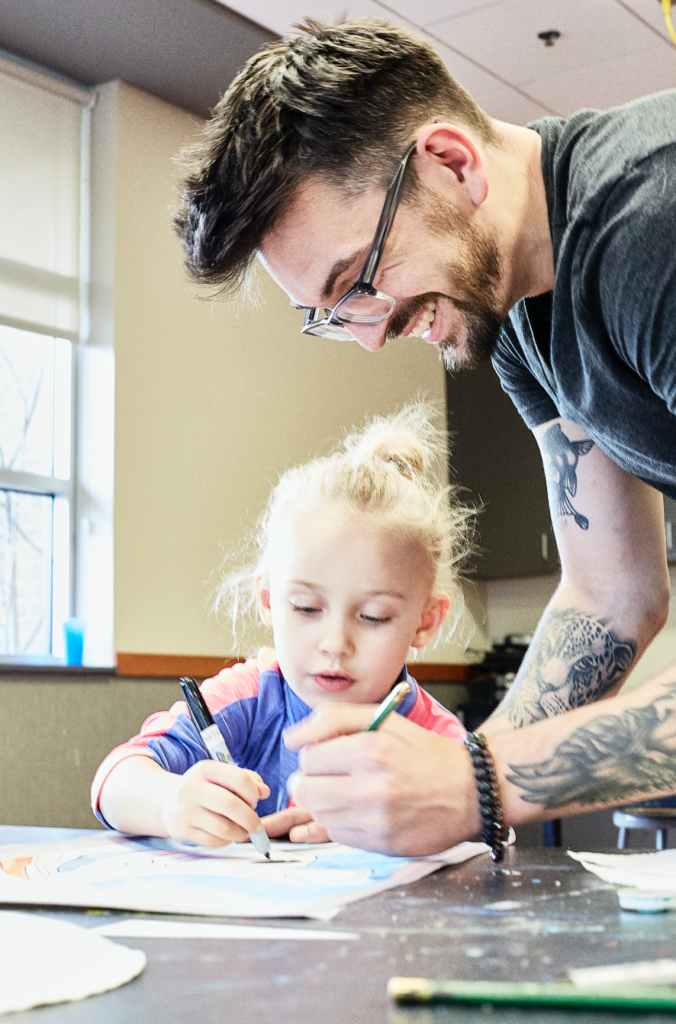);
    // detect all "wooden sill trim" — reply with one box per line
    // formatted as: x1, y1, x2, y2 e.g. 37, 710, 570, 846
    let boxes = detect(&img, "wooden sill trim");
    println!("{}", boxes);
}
116, 652, 472, 683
